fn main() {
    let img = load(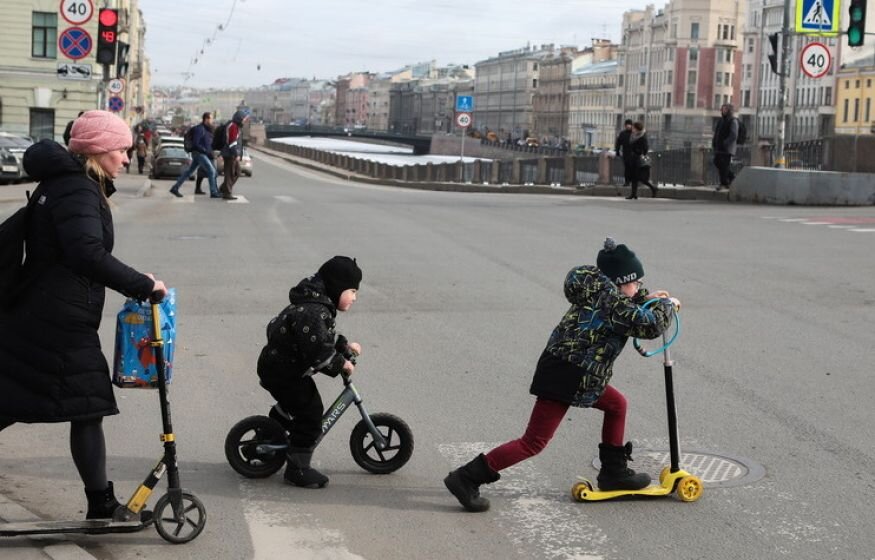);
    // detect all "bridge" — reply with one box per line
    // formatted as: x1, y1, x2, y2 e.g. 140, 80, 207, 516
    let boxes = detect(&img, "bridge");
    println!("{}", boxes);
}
264, 125, 433, 155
